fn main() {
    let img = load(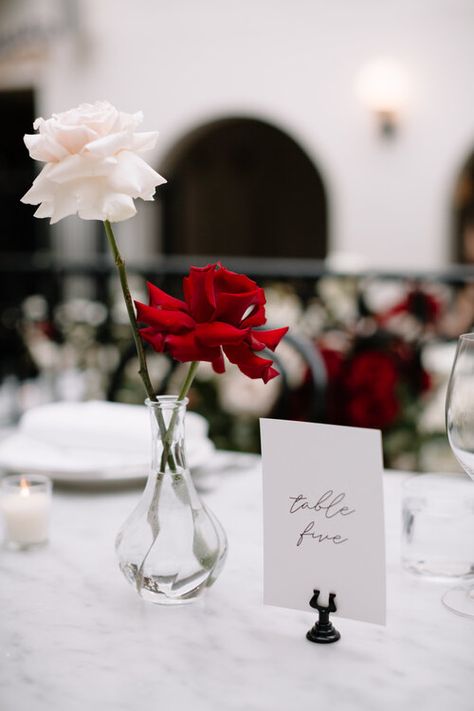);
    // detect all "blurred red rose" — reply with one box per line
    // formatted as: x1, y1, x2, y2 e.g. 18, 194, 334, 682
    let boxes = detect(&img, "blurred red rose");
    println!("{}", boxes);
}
135, 263, 288, 383
380, 288, 442, 325
321, 346, 401, 430
342, 351, 400, 429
